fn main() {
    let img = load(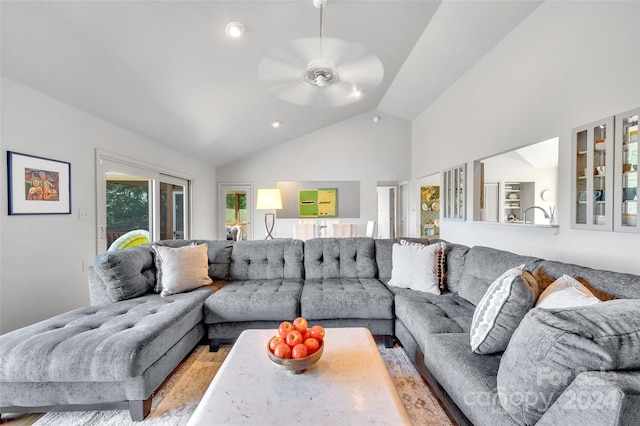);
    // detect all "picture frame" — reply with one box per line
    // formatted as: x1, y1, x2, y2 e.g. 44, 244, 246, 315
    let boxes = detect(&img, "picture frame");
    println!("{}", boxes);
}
7, 151, 71, 215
